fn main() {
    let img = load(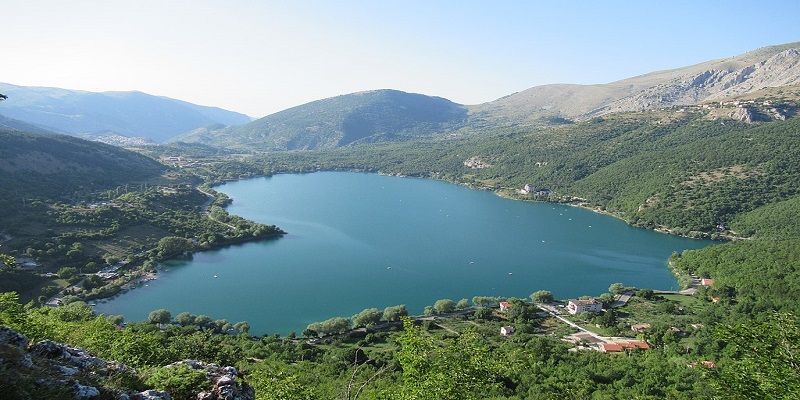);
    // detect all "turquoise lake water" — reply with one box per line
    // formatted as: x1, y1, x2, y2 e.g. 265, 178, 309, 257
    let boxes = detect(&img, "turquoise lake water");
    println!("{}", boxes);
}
95, 171, 713, 335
